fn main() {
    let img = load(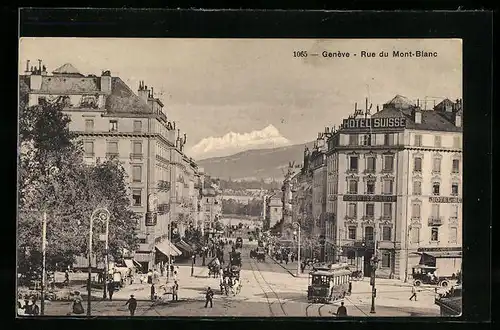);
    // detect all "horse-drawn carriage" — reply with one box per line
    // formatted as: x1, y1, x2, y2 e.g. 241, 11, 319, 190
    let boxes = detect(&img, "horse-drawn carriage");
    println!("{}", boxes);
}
207, 257, 222, 278
220, 264, 242, 296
